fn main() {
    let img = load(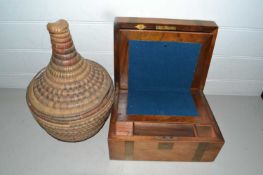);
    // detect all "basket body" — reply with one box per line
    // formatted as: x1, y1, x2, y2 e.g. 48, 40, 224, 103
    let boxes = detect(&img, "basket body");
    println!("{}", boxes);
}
26, 19, 114, 142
